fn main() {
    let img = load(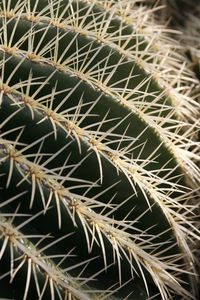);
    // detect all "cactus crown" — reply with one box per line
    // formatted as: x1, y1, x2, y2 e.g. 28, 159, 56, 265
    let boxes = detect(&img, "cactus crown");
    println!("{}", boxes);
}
0, 0, 200, 299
